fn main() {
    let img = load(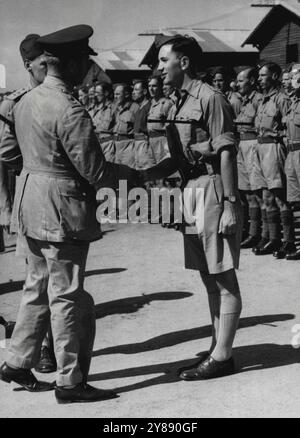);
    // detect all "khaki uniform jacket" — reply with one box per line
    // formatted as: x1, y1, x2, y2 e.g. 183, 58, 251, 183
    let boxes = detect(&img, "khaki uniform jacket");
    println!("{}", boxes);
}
227, 91, 243, 118
286, 95, 300, 141
92, 101, 115, 135
0, 88, 28, 225
235, 90, 262, 133
147, 97, 173, 132
255, 88, 290, 137
113, 101, 139, 135
0, 76, 112, 242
